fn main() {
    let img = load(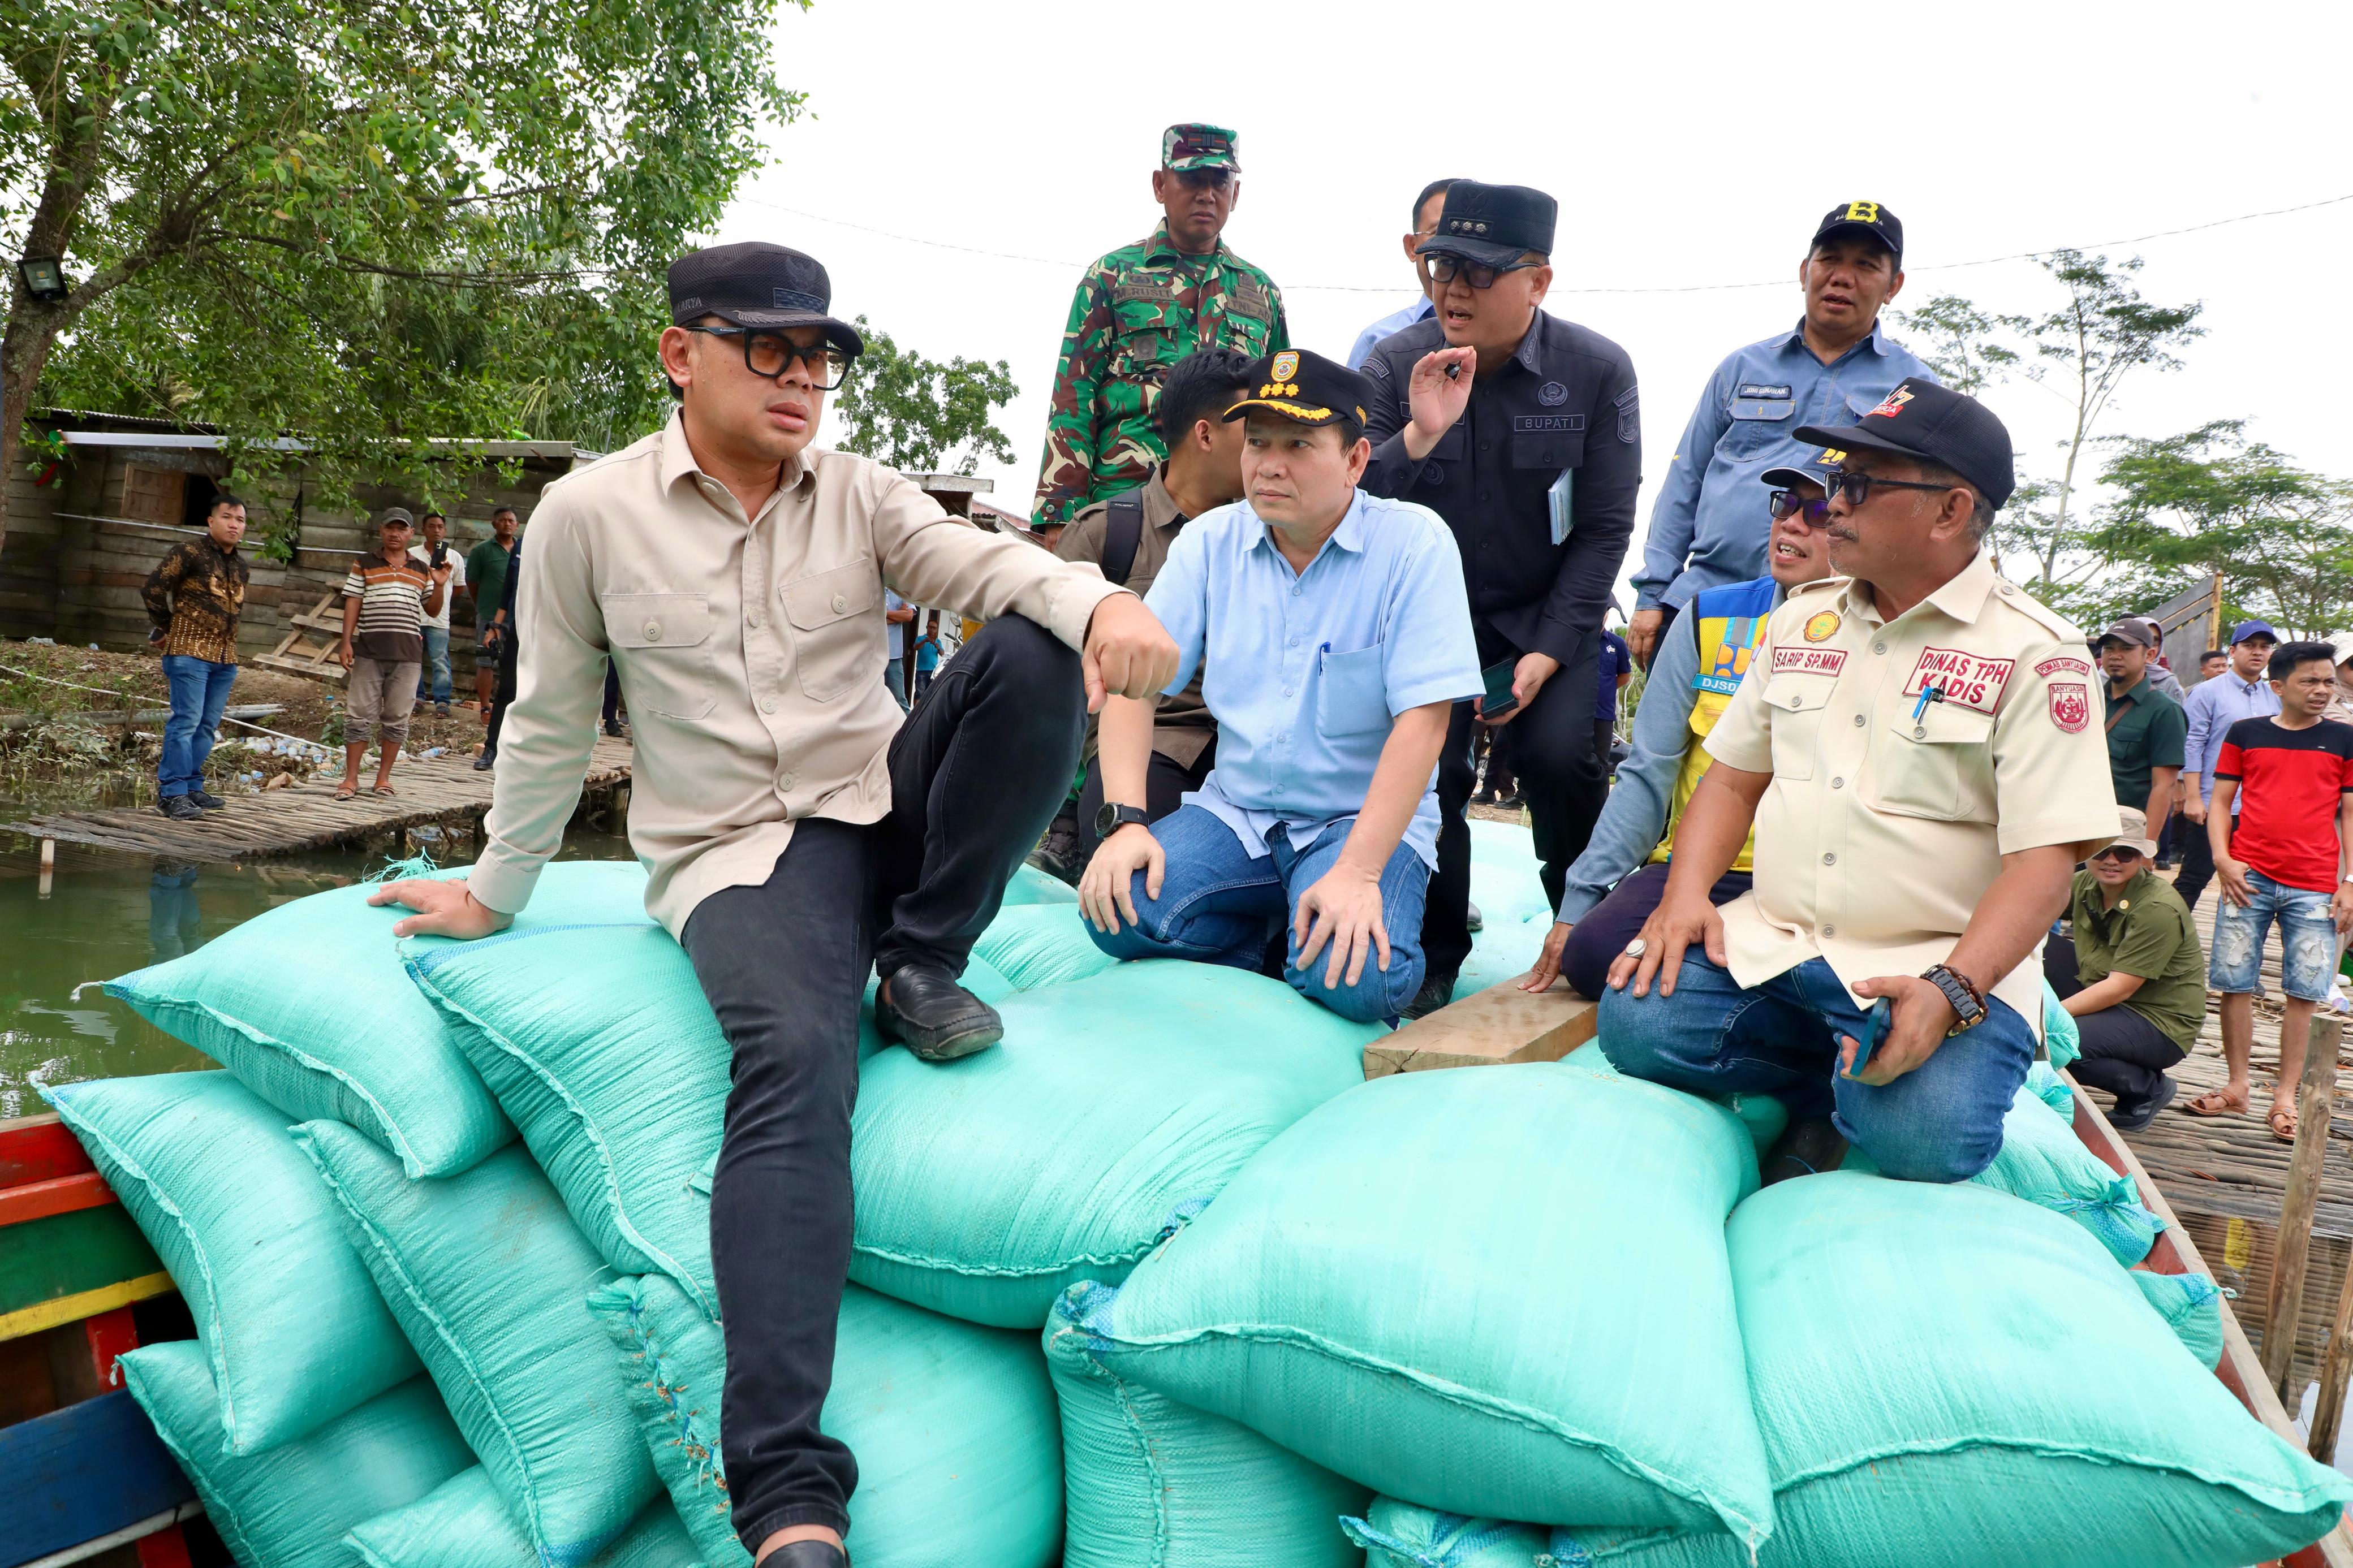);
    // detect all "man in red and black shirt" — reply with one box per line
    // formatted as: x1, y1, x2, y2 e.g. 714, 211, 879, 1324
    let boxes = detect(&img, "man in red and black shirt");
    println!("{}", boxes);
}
2188, 641, 2353, 1140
